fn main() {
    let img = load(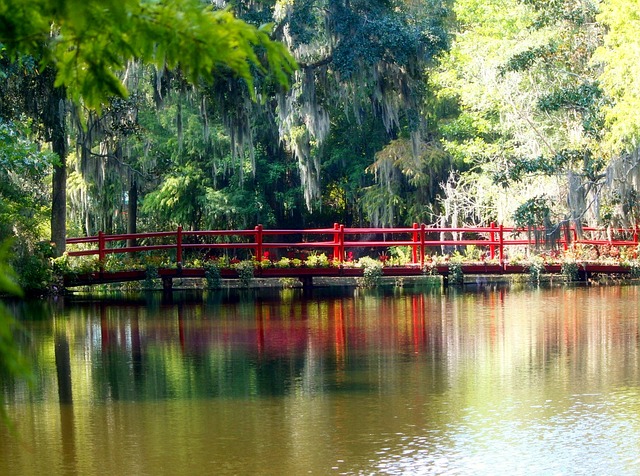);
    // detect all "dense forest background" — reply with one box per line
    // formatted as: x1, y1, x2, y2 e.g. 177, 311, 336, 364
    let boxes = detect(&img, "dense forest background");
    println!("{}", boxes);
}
2, 0, 640, 289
